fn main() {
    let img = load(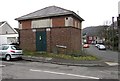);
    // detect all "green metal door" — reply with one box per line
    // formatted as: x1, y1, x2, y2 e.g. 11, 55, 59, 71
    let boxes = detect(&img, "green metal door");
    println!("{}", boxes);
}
36, 31, 47, 51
